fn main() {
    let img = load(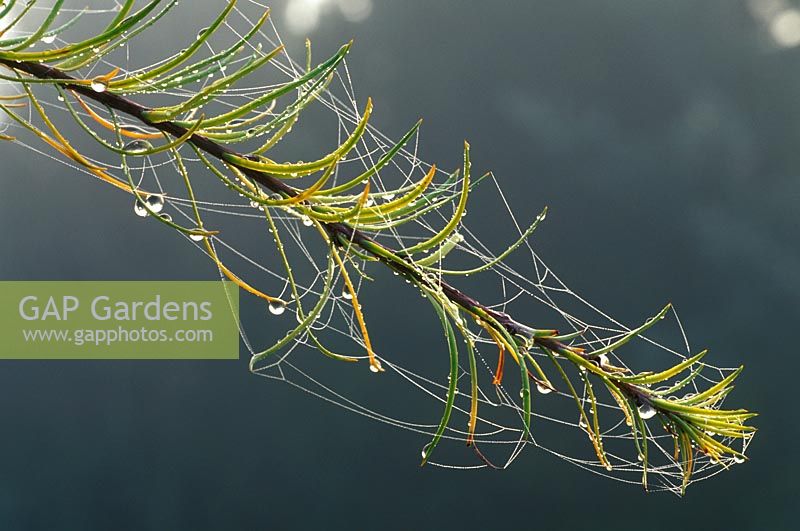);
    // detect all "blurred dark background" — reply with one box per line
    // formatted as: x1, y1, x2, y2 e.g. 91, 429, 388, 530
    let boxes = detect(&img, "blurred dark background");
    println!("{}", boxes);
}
0, 0, 796, 529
